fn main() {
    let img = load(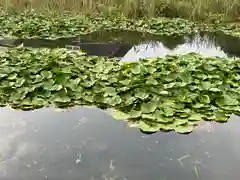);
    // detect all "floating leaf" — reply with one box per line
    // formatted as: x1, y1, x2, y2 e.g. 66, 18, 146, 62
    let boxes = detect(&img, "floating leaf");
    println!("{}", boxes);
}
209, 87, 221, 92
51, 84, 63, 91
216, 94, 239, 106
146, 67, 156, 73
130, 121, 160, 132
82, 79, 96, 87
43, 79, 55, 90
15, 78, 25, 87
200, 81, 212, 90
159, 91, 169, 95
158, 123, 175, 131
67, 78, 81, 91
215, 111, 230, 122
164, 82, 176, 89
10, 91, 27, 101
193, 103, 205, 109
146, 78, 158, 85
103, 87, 117, 97
8, 73, 18, 80
108, 108, 129, 120
41, 71, 53, 79
199, 95, 210, 104
131, 64, 141, 74
120, 79, 131, 85
174, 118, 188, 126
175, 125, 194, 134
188, 120, 200, 126
188, 112, 202, 121
129, 110, 142, 118
154, 110, 173, 123
121, 93, 136, 106
180, 72, 192, 83
54, 96, 71, 103
163, 107, 174, 117
141, 101, 157, 113
134, 91, 149, 100
84, 95, 94, 102
105, 96, 122, 106
32, 97, 47, 106
204, 64, 216, 71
